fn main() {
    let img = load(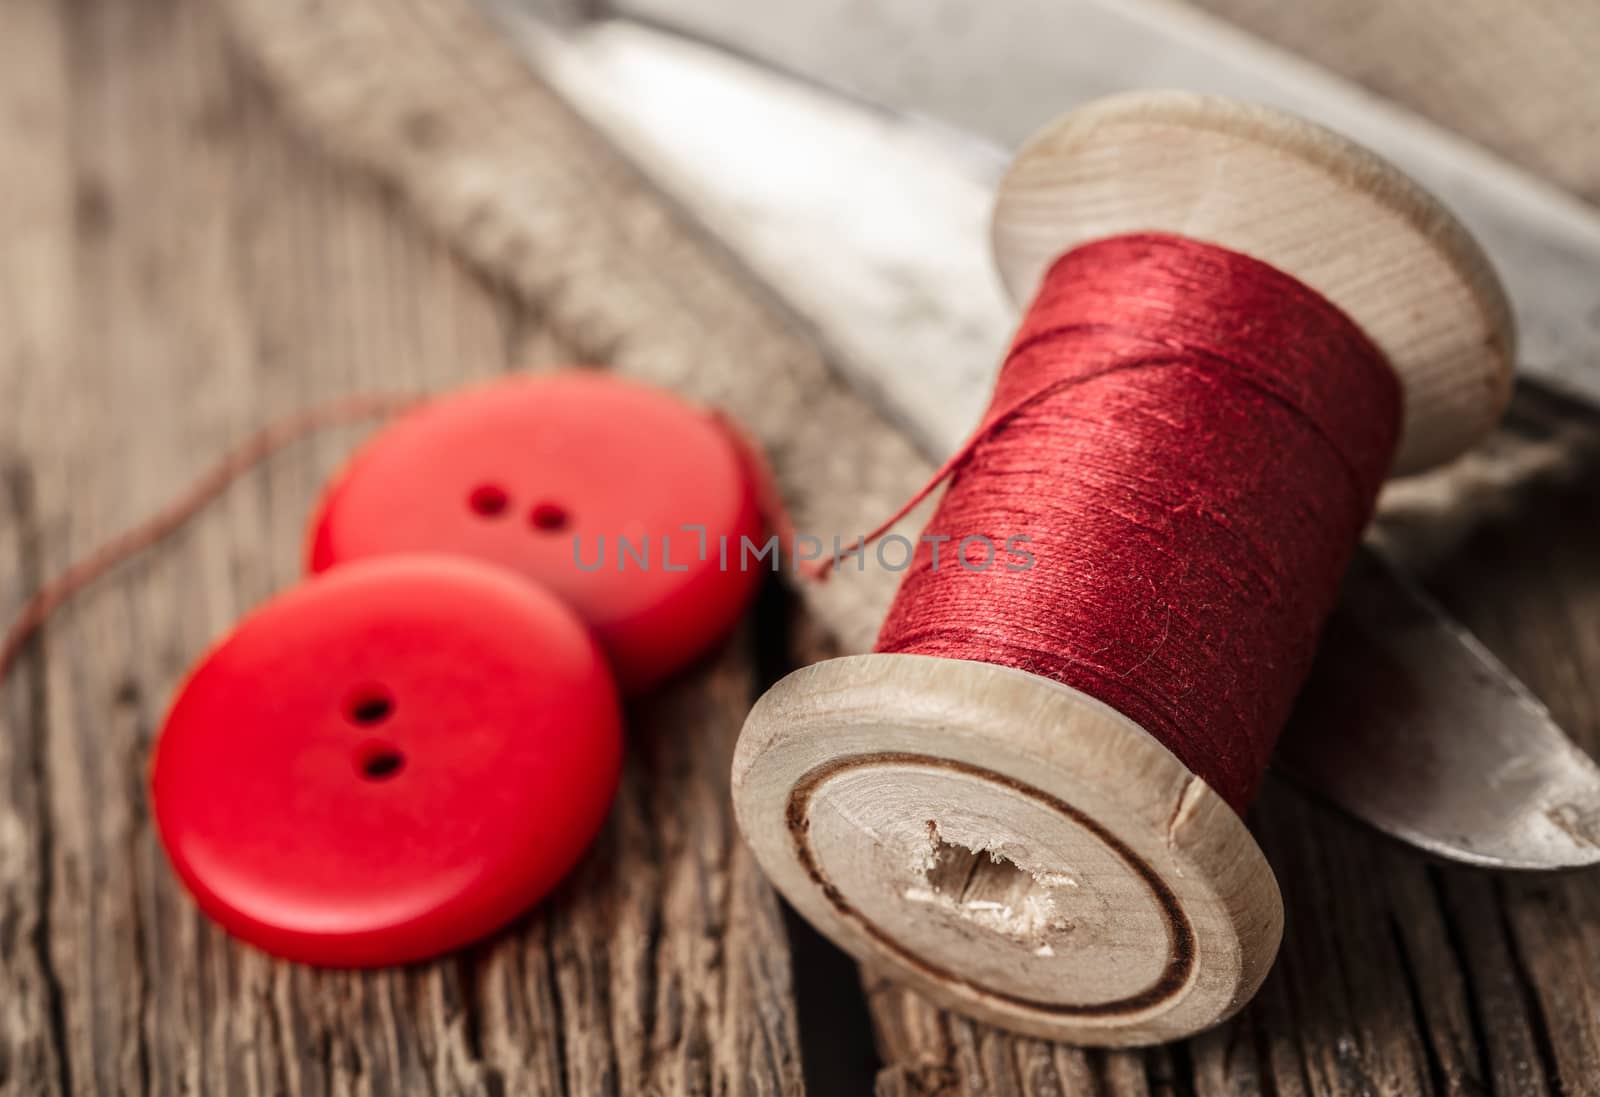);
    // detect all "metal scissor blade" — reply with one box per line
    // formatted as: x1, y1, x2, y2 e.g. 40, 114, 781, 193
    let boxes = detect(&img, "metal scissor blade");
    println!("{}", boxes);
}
1283, 550, 1600, 869
609, 0, 1600, 413
505, 13, 1009, 459
492, 12, 1600, 867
